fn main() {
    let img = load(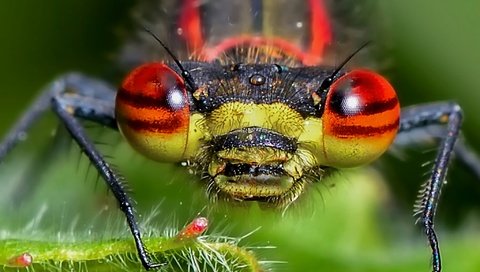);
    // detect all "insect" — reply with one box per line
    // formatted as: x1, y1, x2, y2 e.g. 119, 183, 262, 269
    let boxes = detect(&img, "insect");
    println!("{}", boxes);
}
1, 0, 479, 271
